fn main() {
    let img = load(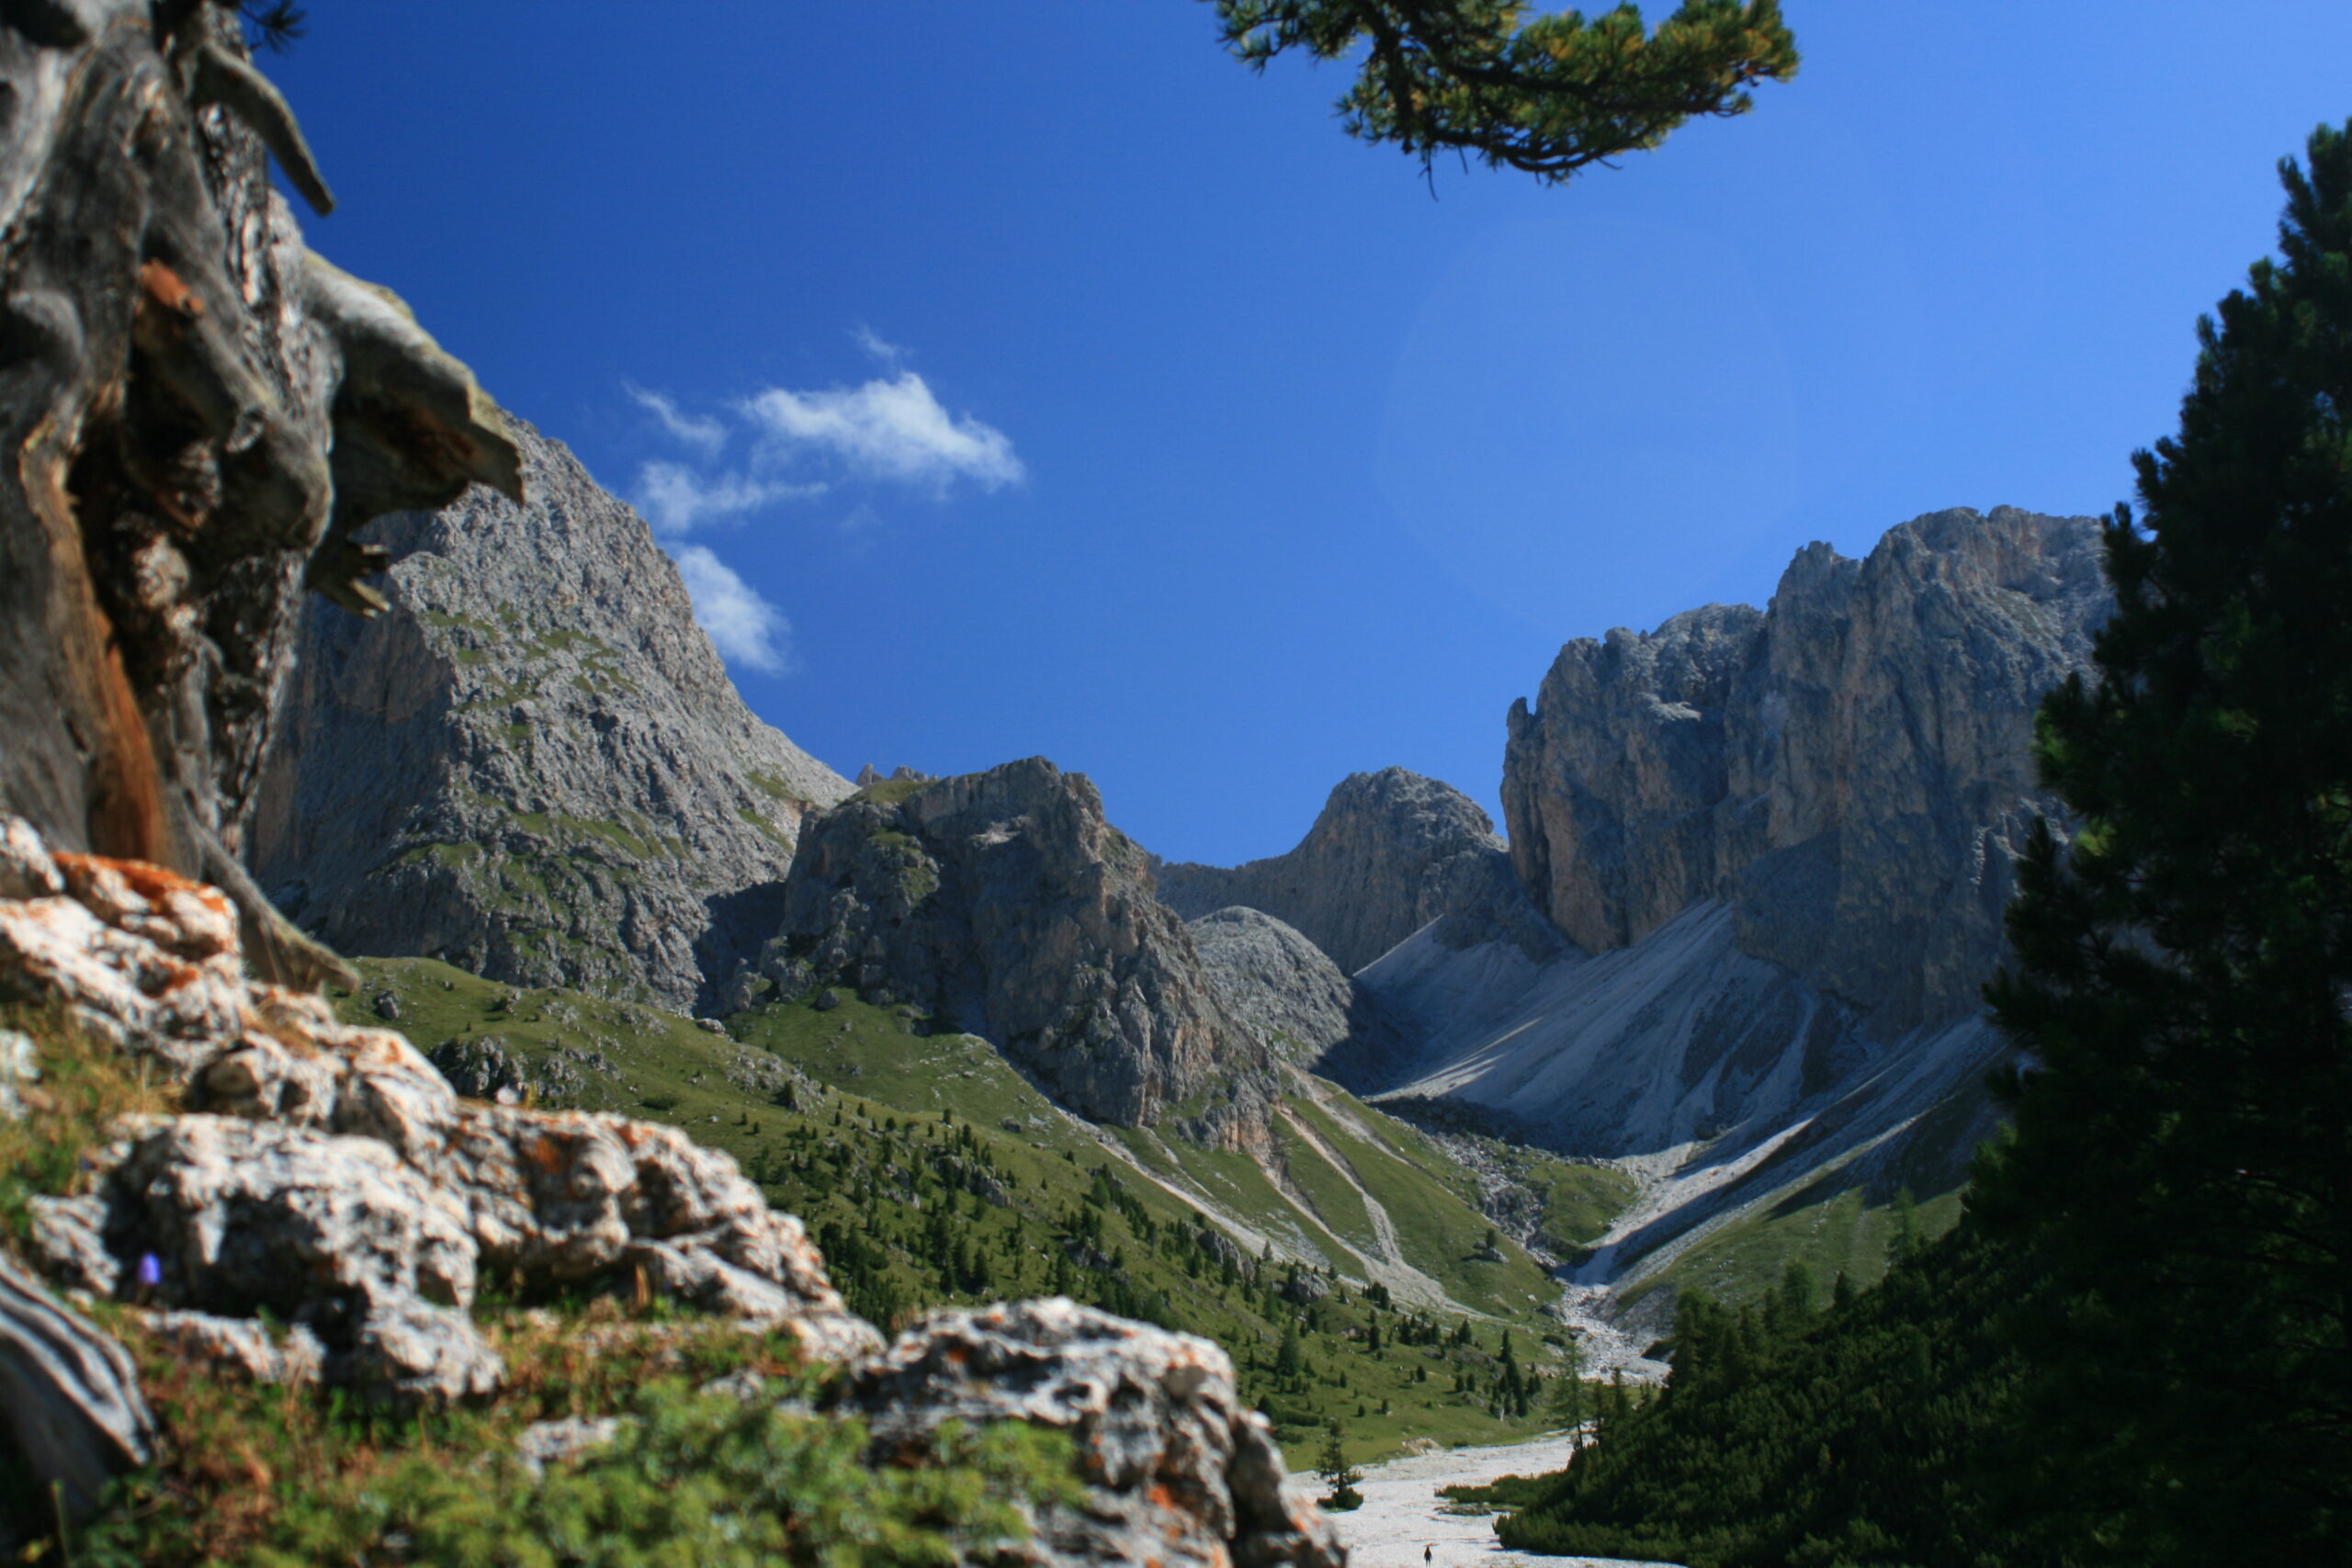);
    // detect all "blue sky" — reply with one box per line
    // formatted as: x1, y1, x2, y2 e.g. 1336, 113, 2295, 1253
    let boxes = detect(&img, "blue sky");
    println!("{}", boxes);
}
269, 3, 2352, 866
